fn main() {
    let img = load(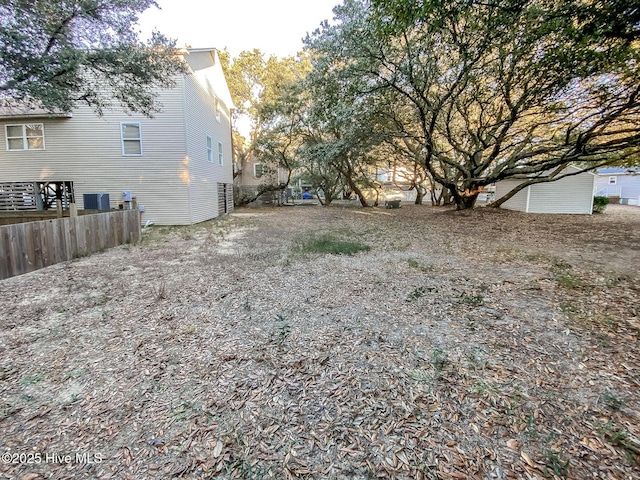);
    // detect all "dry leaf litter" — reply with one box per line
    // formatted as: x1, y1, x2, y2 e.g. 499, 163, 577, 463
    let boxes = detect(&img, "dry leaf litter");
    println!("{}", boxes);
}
0, 204, 638, 480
